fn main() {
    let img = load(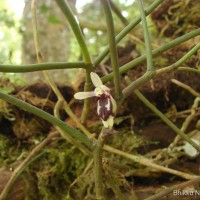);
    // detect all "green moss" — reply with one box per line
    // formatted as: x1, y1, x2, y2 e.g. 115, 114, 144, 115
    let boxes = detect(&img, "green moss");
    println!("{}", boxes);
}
31, 140, 90, 199
0, 135, 11, 165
